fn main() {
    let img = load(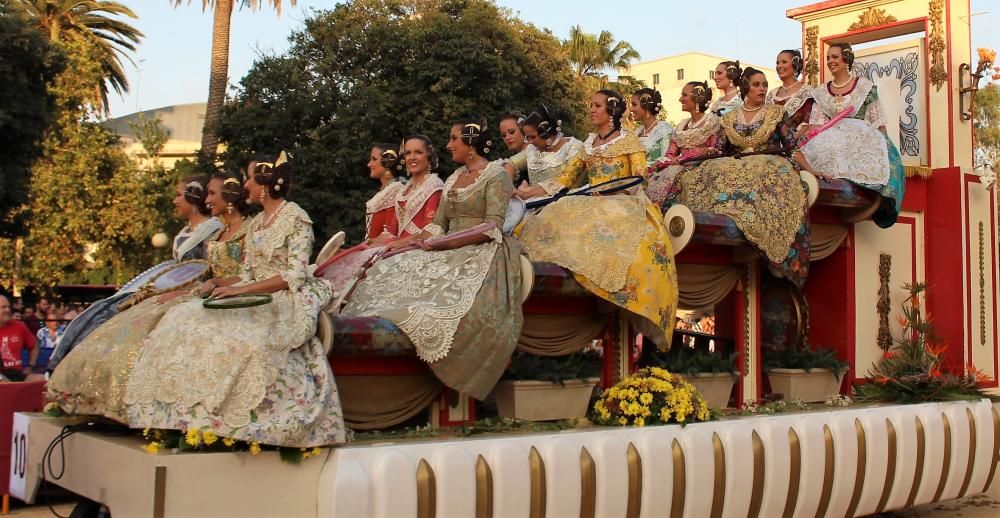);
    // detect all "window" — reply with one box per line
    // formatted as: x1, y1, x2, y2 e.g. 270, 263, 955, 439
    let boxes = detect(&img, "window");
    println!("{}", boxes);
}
676, 68, 684, 80
652, 73, 660, 85
709, 70, 715, 80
